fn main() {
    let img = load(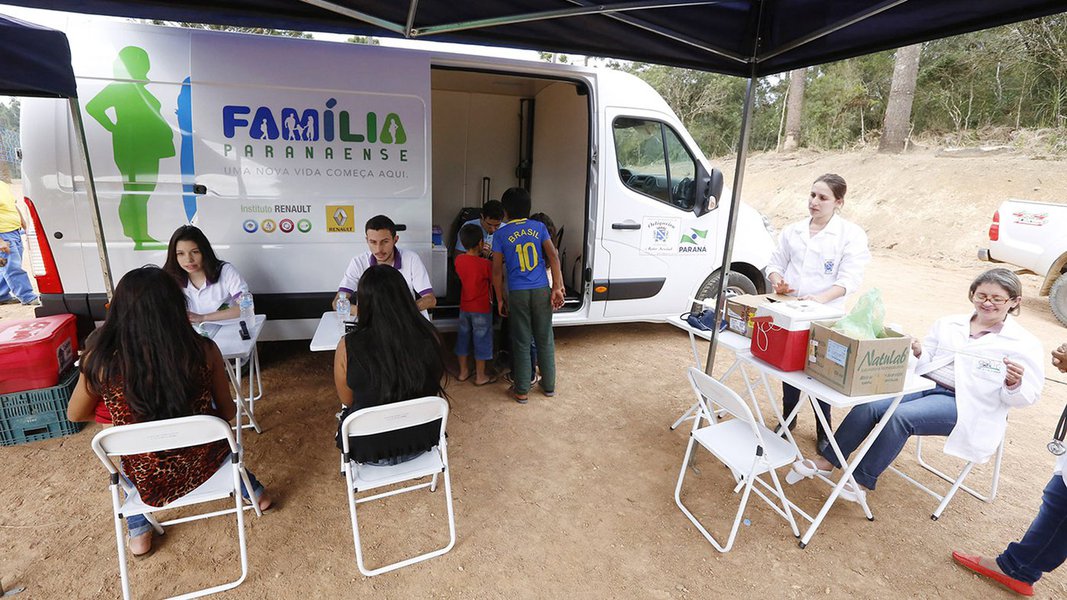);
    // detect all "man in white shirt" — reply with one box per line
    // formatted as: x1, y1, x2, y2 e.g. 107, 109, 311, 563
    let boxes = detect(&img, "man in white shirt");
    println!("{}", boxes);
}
334, 215, 436, 317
